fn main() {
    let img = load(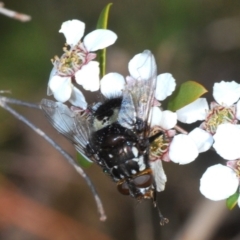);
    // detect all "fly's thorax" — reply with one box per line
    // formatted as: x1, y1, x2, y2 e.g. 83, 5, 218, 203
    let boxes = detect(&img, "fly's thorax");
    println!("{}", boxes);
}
93, 107, 120, 130
91, 97, 122, 131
